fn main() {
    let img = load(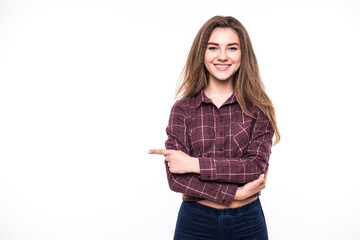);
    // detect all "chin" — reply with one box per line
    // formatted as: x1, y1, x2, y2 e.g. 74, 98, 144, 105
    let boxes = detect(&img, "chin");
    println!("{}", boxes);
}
214, 75, 233, 82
